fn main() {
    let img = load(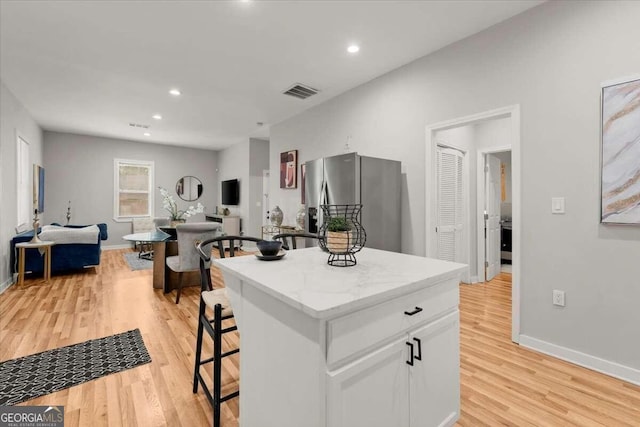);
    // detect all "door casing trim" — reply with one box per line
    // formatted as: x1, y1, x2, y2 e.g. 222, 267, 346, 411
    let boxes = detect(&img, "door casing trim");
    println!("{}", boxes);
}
425, 104, 521, 343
